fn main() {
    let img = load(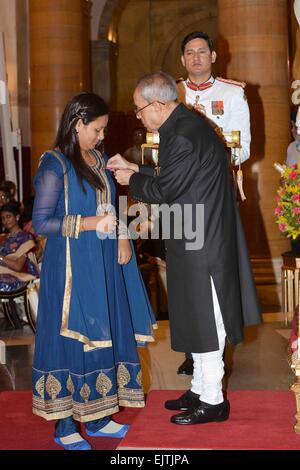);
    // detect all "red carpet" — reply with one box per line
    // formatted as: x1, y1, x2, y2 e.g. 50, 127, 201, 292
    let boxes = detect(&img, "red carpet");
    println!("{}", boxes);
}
0, 391, 139, 450
1, 390, 300, 450
119, 390, 300, 450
